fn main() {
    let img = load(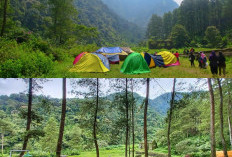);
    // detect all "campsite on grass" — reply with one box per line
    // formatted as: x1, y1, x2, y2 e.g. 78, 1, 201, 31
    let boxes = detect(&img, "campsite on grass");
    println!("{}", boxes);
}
49, 47, 232, 78
1, 0, 232, 78
1, 78, 232, 157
